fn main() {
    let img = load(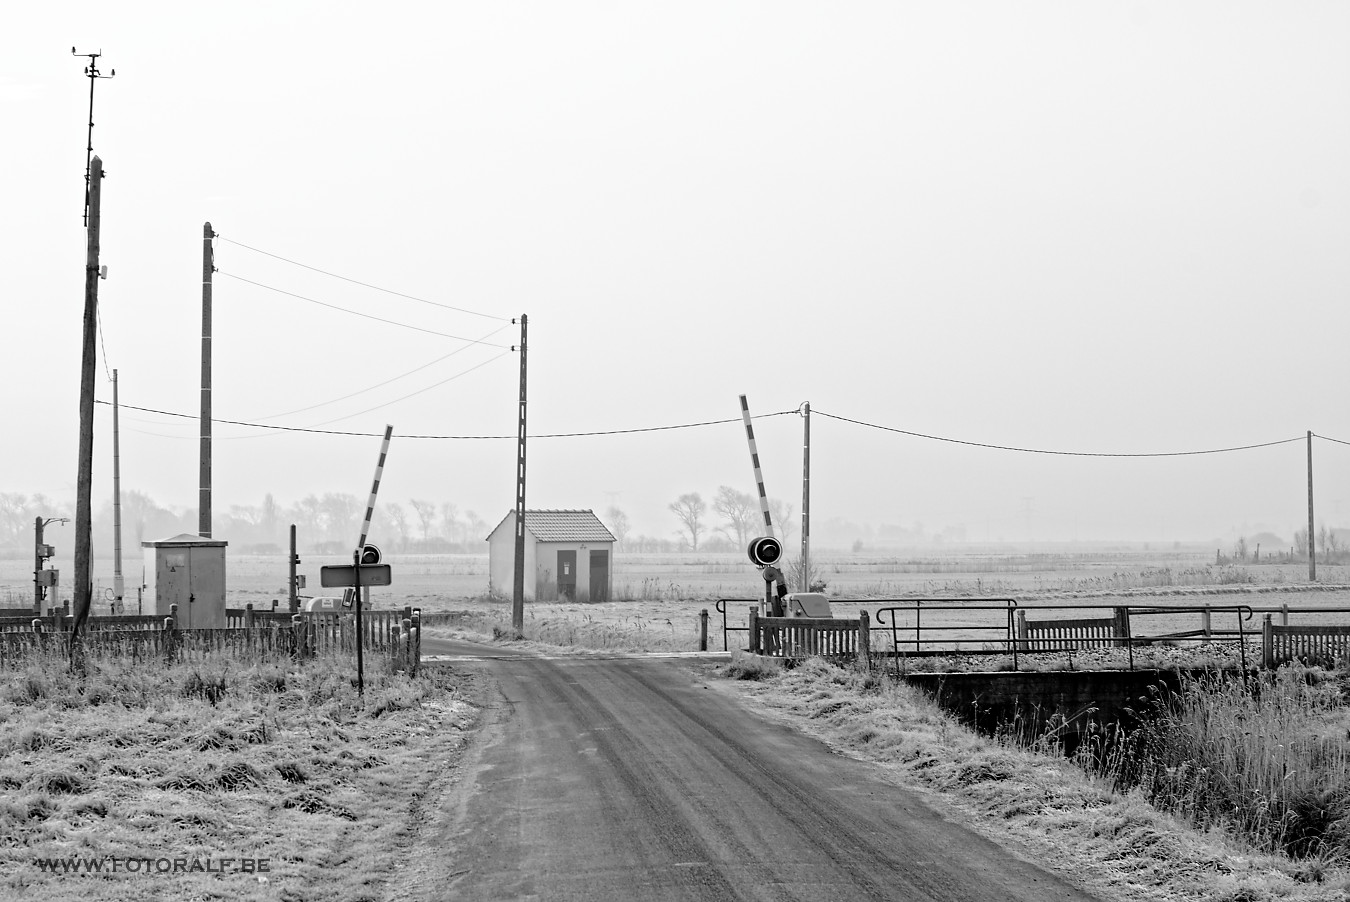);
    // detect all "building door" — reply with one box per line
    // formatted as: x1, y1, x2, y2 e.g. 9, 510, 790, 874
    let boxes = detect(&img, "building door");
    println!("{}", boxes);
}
557, 550, 577, 600
162, 551, 192, 625
589, 550, 610, 602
